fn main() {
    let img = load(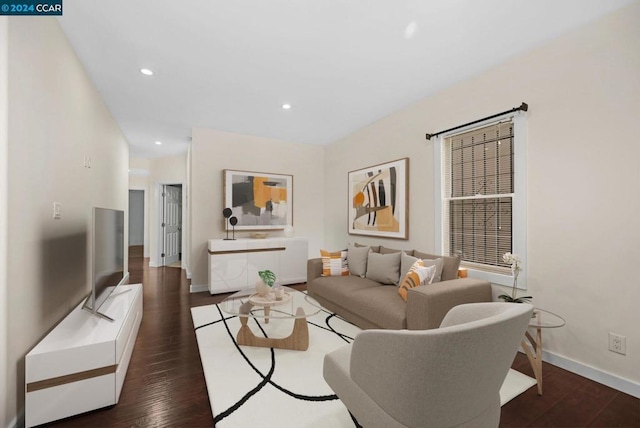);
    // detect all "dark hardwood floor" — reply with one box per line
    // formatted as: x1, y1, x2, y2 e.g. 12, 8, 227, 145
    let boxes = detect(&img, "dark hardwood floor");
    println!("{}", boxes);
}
46, 246, 639, 427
